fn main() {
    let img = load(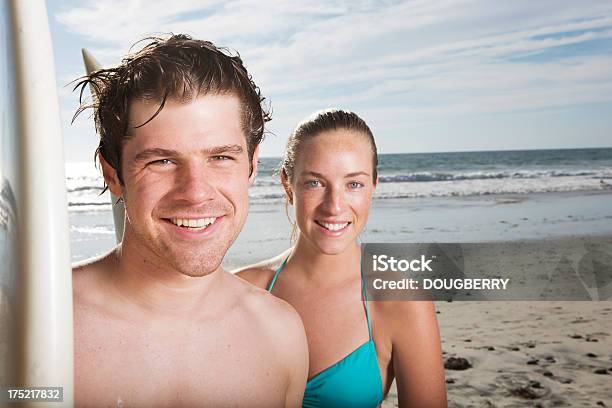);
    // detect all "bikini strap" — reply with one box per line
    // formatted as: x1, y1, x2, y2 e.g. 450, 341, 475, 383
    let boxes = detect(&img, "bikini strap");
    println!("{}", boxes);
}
360, 261, 373, 341
270, 256, 373, 339
267, 256, 289, 292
